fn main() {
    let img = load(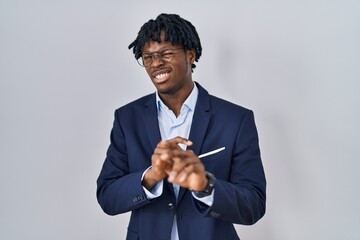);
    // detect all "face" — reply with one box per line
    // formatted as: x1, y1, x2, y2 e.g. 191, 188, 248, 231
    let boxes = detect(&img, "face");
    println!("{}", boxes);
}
141, 35, 195, 96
